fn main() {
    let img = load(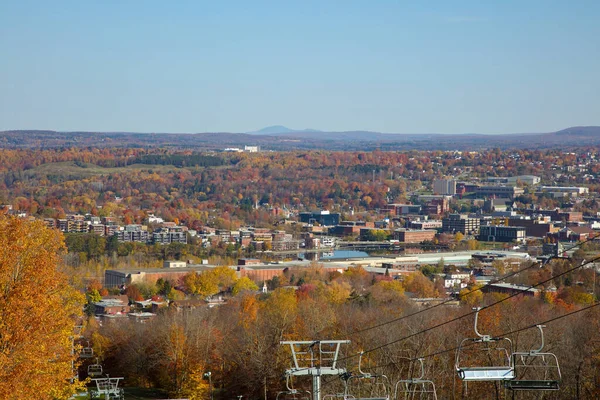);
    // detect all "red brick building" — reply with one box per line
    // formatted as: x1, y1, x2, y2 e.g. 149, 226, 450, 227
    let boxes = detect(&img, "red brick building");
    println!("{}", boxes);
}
393, 229, 436, 243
